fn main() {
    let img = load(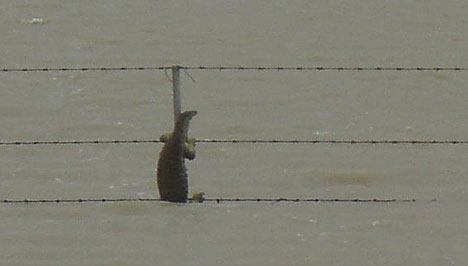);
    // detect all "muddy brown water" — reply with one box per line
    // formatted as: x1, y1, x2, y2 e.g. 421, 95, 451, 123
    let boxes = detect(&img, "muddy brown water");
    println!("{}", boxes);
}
1, 1, 468, 265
